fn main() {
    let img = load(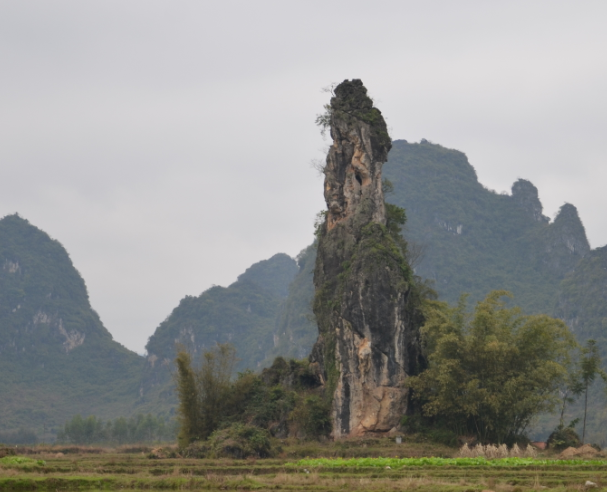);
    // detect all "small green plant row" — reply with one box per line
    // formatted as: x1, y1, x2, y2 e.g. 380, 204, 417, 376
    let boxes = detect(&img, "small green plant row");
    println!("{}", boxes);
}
290, 456, 607, 468
0, 456, 45, 466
